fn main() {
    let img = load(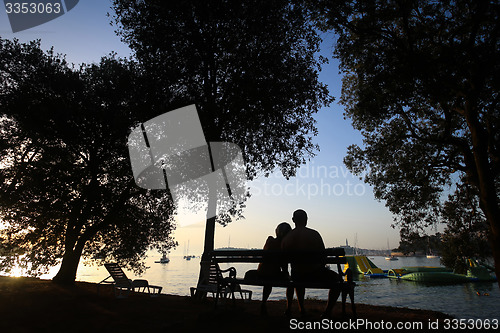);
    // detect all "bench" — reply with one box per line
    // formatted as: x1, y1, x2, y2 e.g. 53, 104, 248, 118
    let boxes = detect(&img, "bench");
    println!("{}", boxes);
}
209, 248, 356, 316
